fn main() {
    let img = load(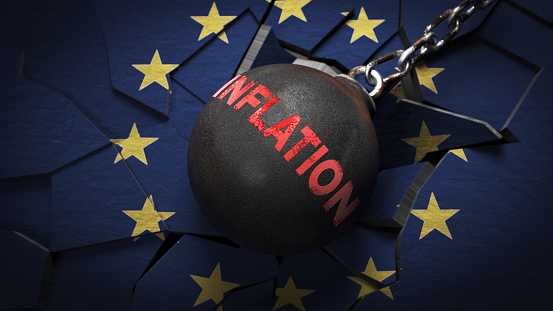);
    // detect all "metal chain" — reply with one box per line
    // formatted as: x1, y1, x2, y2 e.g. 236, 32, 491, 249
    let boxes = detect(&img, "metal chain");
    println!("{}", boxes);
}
348, 0, 496, 99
